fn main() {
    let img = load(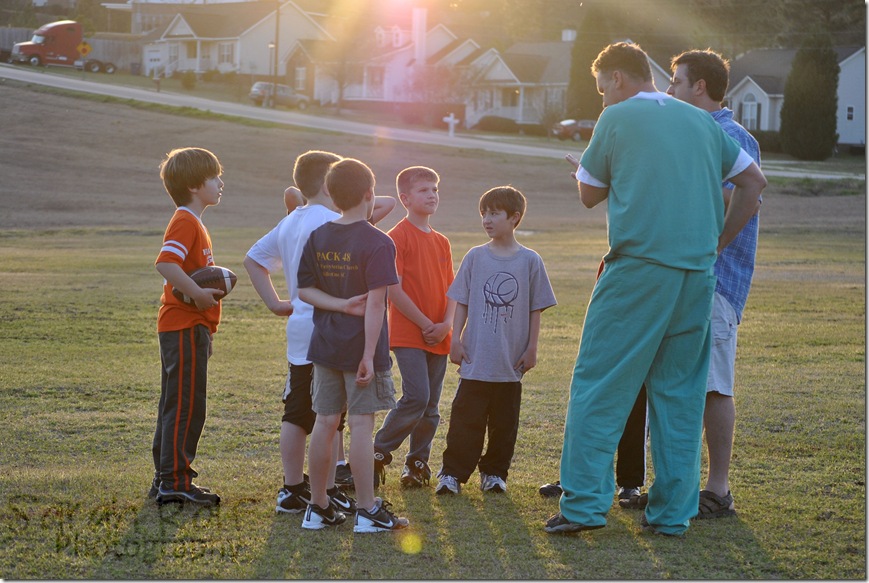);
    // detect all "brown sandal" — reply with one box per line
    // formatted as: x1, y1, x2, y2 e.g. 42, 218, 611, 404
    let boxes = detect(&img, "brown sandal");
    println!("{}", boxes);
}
696, 489, 736, 519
